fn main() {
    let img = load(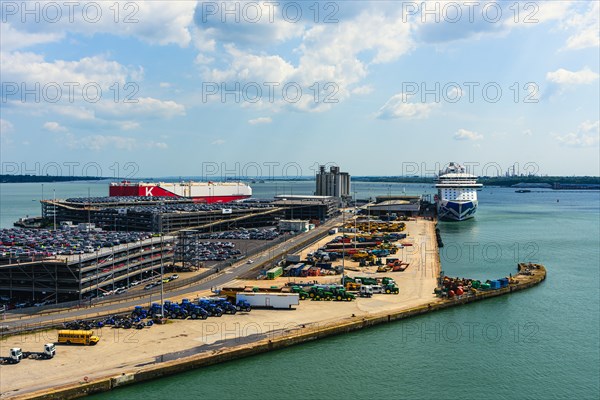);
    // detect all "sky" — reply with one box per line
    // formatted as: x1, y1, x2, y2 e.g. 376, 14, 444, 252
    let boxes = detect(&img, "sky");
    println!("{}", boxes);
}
0, 0, 599, 180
